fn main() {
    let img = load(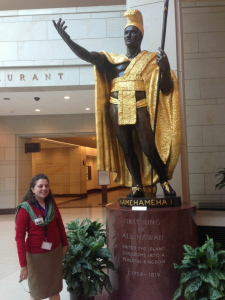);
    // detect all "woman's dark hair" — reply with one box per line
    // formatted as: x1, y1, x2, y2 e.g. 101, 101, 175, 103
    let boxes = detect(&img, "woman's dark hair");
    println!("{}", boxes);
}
23, 173, 54, 205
